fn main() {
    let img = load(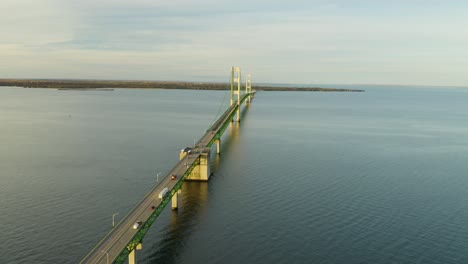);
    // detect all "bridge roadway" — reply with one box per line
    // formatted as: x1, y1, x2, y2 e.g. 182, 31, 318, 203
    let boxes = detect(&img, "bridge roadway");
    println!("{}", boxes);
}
80, 93, 253, 264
